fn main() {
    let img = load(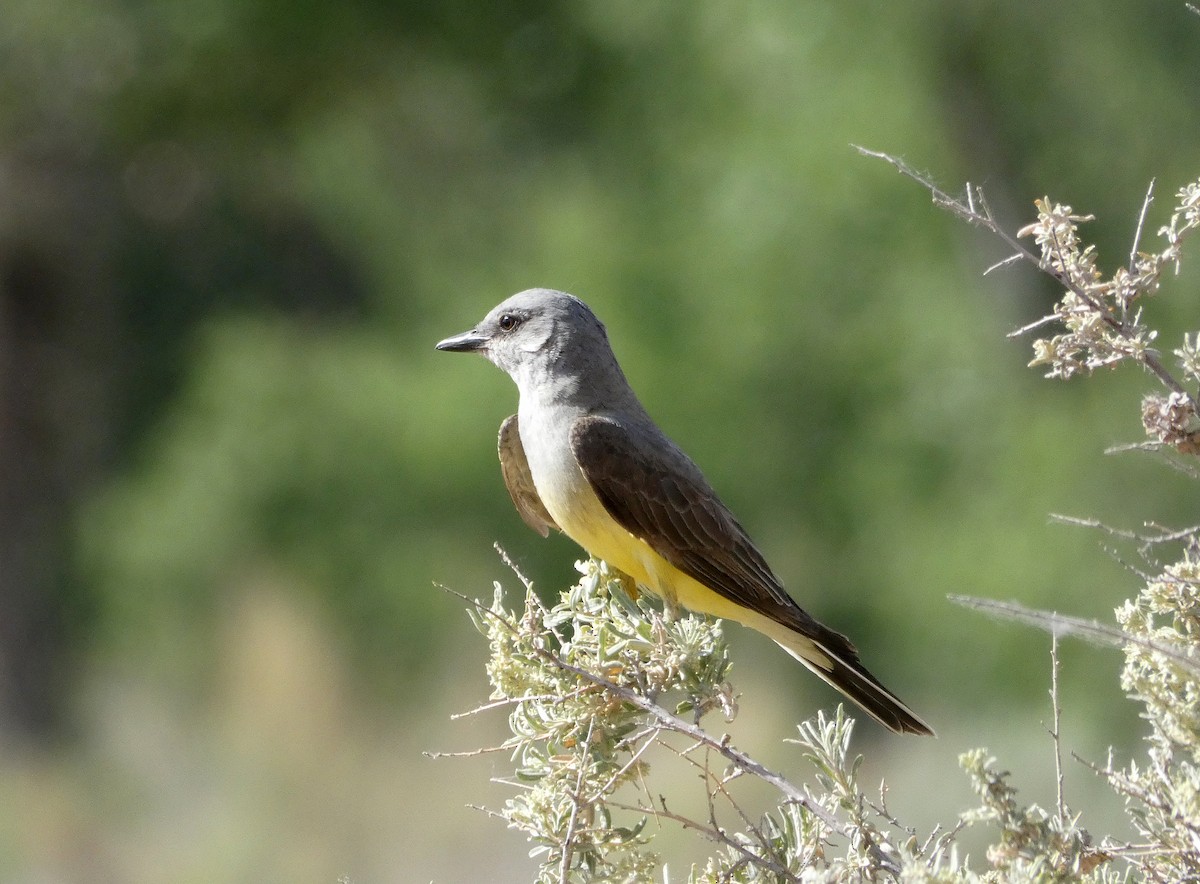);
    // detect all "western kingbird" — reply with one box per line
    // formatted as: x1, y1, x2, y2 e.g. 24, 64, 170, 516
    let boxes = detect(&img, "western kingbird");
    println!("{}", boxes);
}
437, 288, 932, 736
